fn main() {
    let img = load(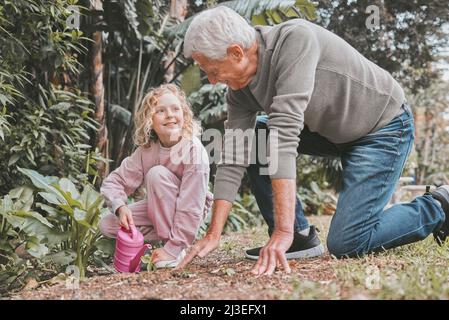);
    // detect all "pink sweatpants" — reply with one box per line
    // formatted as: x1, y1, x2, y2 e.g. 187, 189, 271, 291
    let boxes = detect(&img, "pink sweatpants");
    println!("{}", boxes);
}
99, 165, 212, 256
